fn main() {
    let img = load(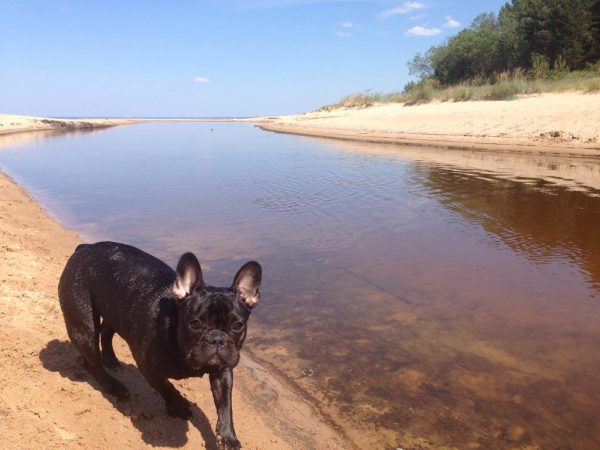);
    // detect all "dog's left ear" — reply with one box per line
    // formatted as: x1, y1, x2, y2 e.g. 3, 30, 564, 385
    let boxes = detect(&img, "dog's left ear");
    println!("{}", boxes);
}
232, 261, 262, 309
